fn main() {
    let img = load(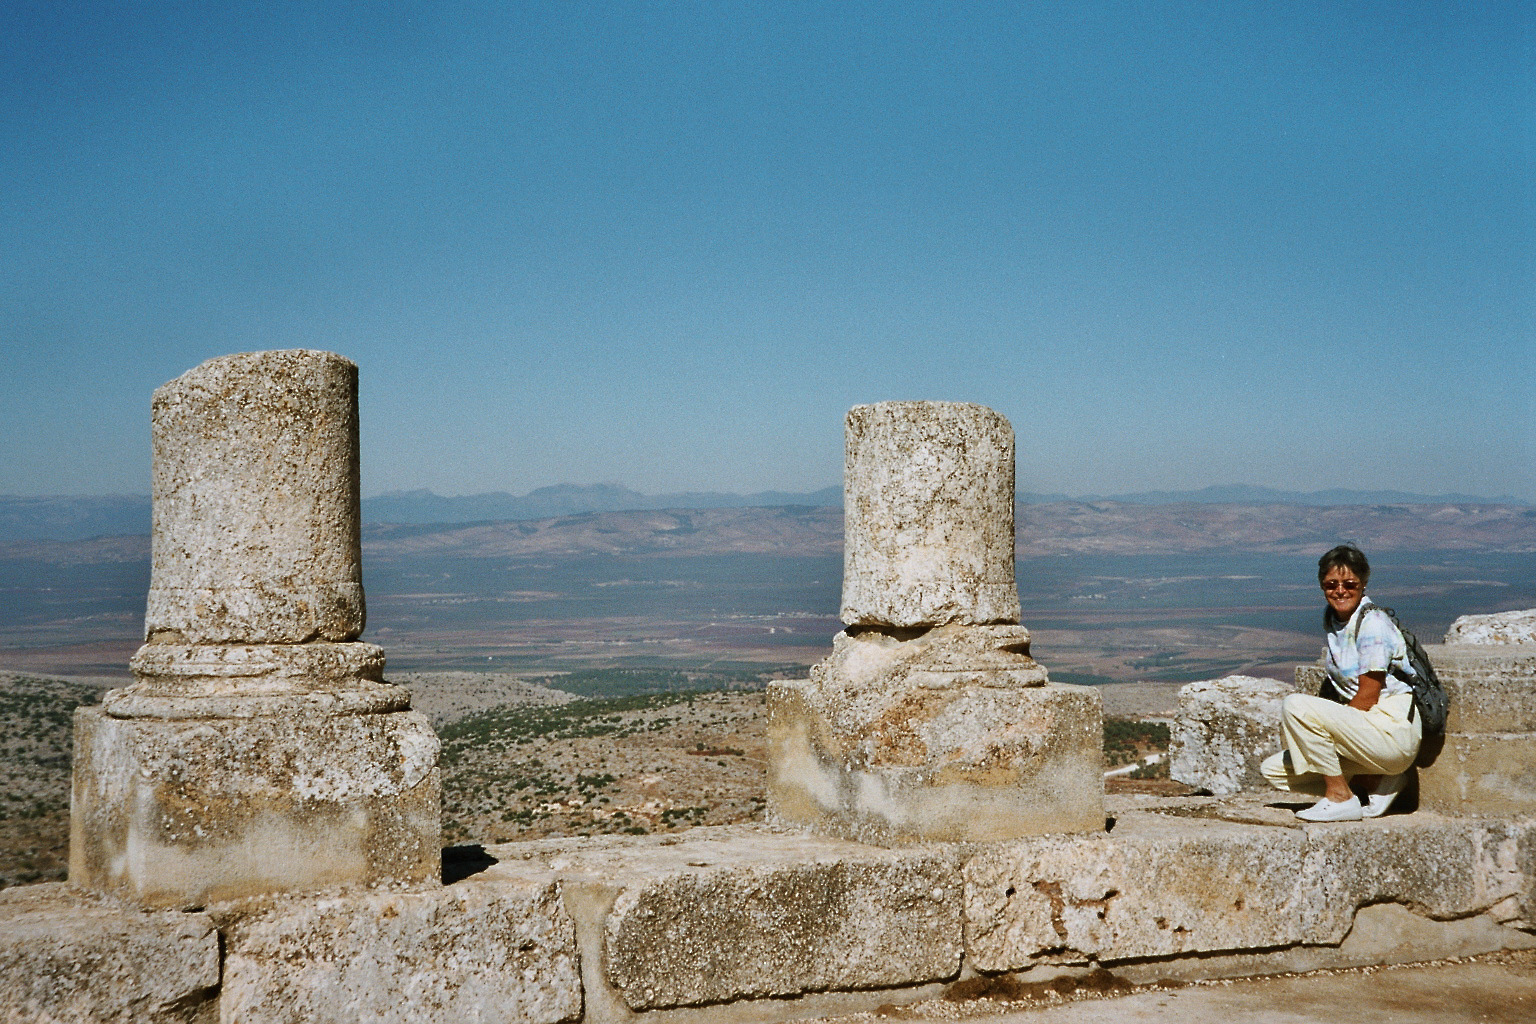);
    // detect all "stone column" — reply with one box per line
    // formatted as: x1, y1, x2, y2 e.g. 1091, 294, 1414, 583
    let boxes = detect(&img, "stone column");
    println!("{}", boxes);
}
767, 401, 1104, 844
842, 401, 1020, 627
70, 351, 441, 909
